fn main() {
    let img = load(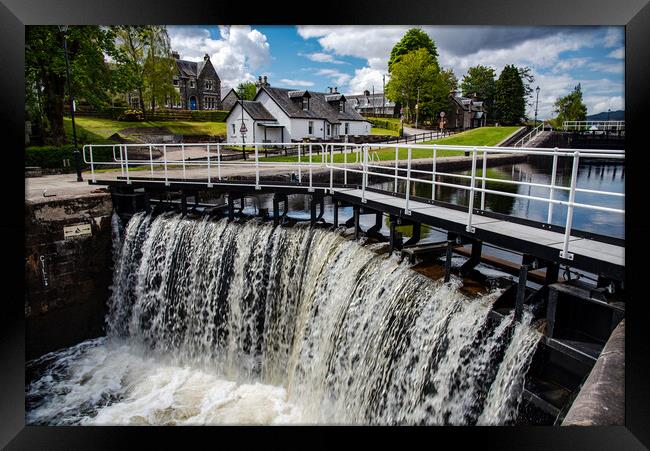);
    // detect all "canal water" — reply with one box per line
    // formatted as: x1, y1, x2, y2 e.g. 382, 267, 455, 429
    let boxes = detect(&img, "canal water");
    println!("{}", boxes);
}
26, 213, 541, 425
